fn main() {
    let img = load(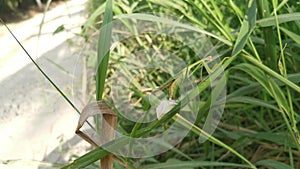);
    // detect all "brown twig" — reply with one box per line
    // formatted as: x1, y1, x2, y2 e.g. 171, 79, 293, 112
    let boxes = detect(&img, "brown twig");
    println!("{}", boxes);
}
100, 112, 117, 169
